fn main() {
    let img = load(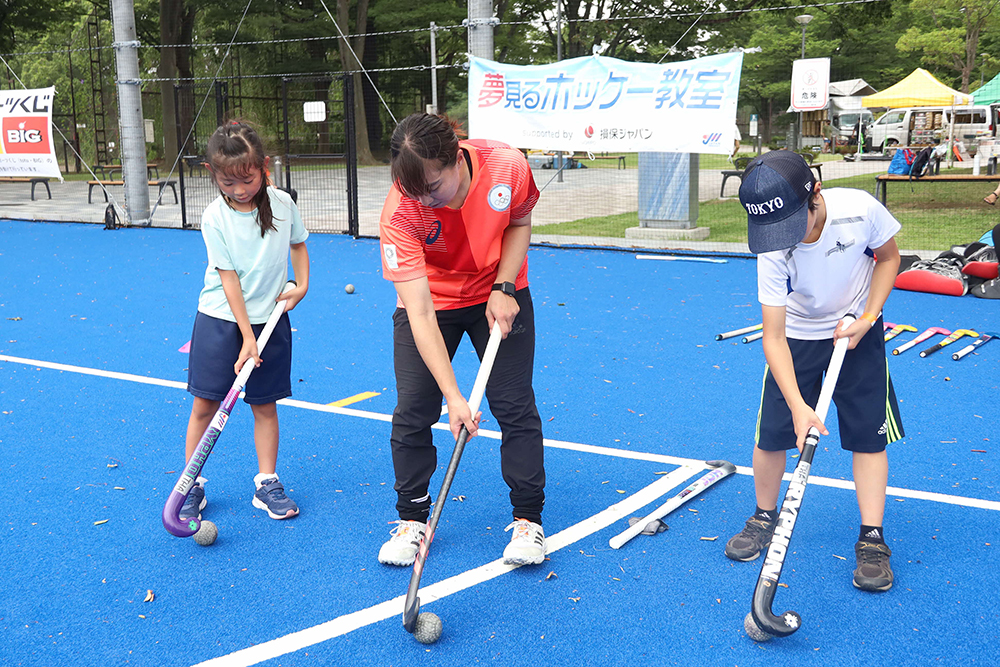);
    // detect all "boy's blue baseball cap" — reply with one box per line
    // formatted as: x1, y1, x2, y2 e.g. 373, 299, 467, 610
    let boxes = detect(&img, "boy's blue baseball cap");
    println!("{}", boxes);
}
739, 150, 816, 254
